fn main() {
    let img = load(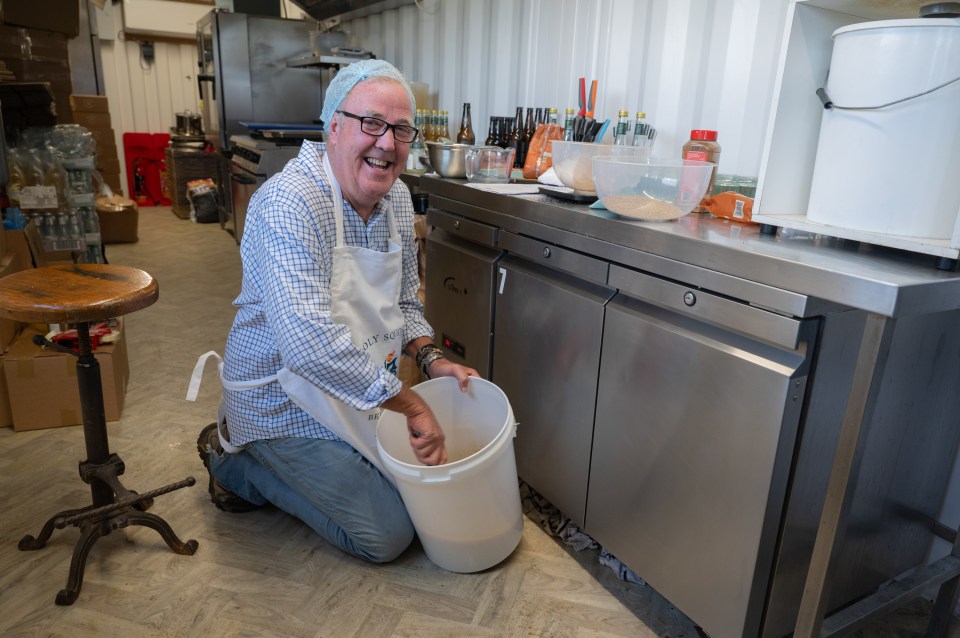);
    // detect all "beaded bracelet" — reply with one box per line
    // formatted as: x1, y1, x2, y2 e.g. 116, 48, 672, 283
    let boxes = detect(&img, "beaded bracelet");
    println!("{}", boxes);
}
415, 344, 445, 379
